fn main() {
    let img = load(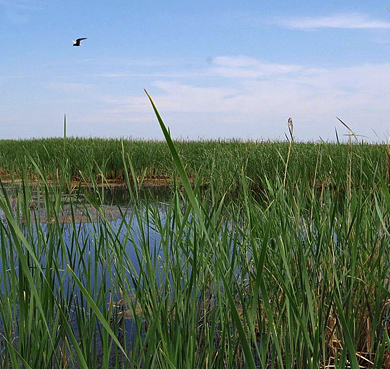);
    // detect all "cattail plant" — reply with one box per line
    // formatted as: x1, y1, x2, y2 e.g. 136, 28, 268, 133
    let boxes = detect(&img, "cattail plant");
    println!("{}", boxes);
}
288, 117, 294, 142
63, 113, 67, 139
